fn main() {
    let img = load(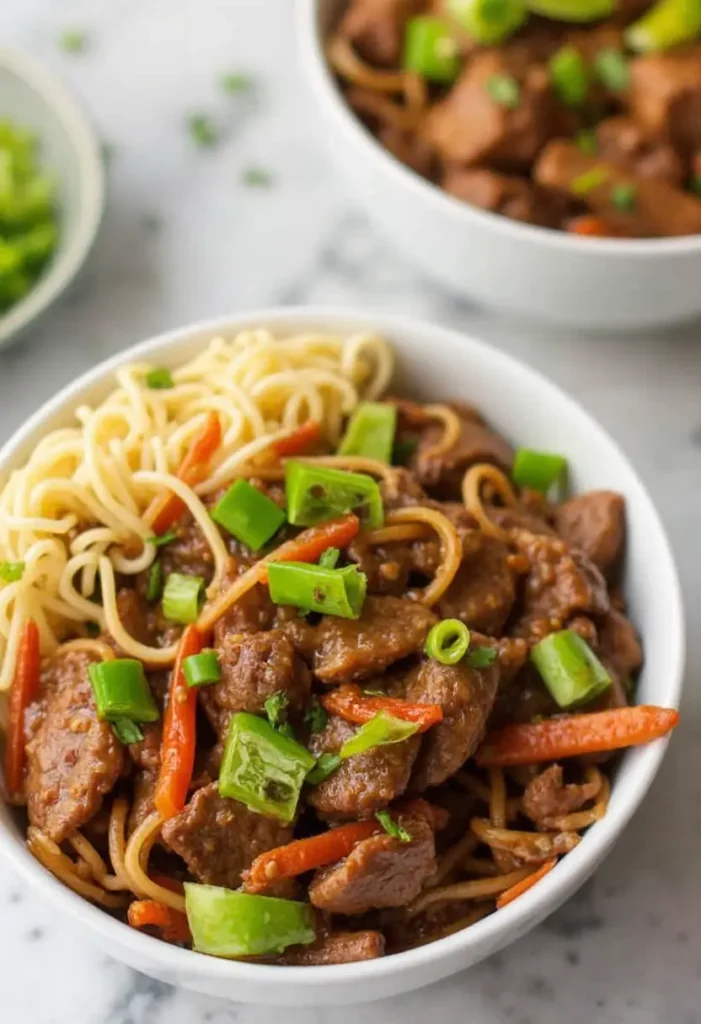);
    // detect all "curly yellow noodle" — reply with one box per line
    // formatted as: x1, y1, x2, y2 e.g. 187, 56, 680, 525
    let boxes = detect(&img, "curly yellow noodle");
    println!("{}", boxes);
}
462, 463, 518, 541
124, 811, 186, 912
27, 828, 127, 909
381, 506, 461, 606
406, 867, 534, 917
